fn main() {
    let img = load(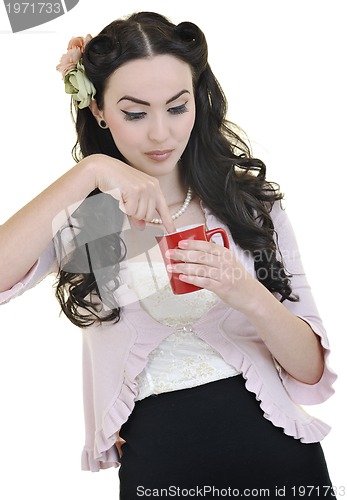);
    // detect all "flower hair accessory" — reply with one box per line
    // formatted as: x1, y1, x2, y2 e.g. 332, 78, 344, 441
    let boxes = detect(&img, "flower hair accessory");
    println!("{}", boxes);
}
56, 35, 96, 109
